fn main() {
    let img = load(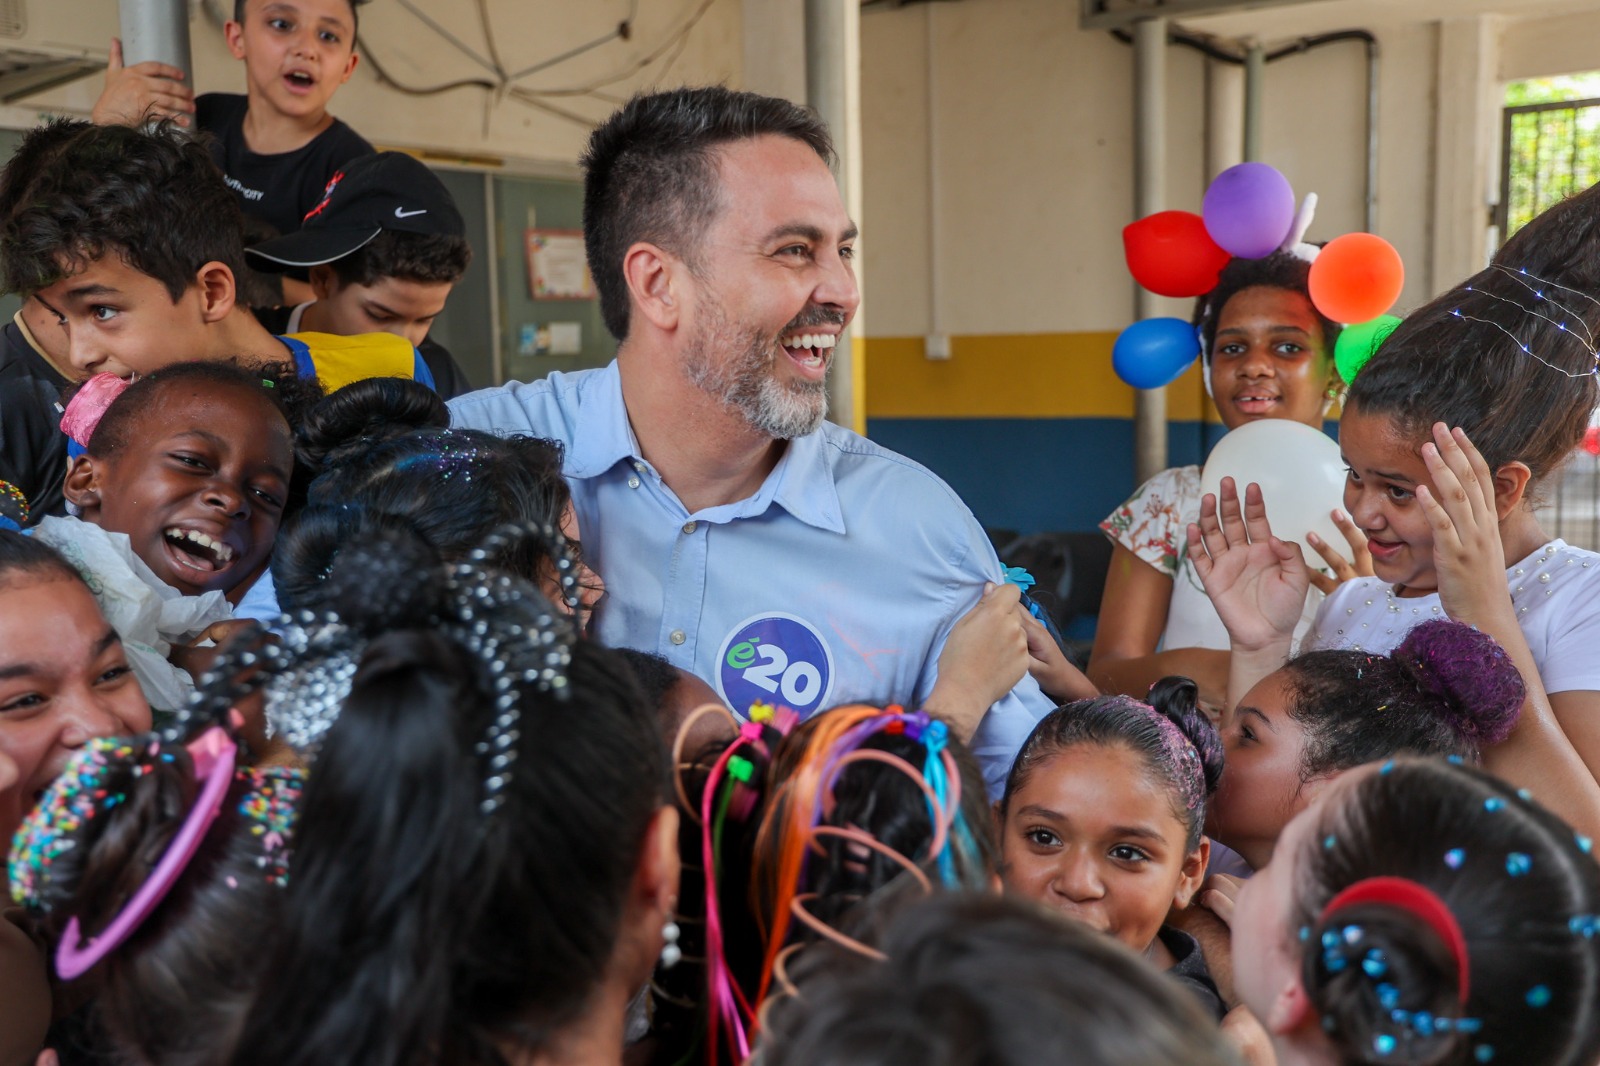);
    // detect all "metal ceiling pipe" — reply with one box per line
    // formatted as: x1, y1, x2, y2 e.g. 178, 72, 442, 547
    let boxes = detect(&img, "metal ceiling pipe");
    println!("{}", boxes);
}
1243, 38, 1265, 161
1133, 16, 1168, 483
119, 0, 192, 81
